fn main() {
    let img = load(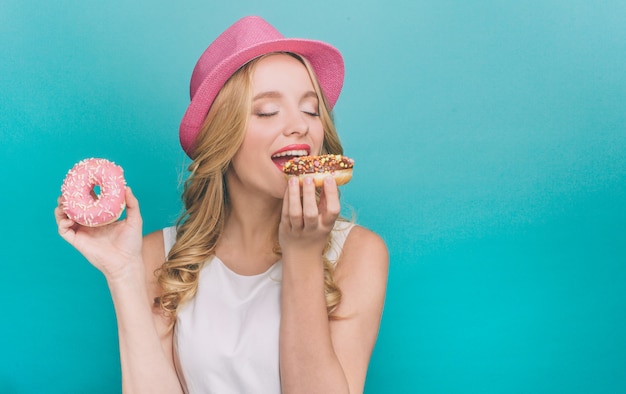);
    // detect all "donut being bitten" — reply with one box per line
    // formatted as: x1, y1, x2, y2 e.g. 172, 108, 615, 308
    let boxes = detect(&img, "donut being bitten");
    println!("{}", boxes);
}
61, 158, 127, 227
282, 154, 354, 187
